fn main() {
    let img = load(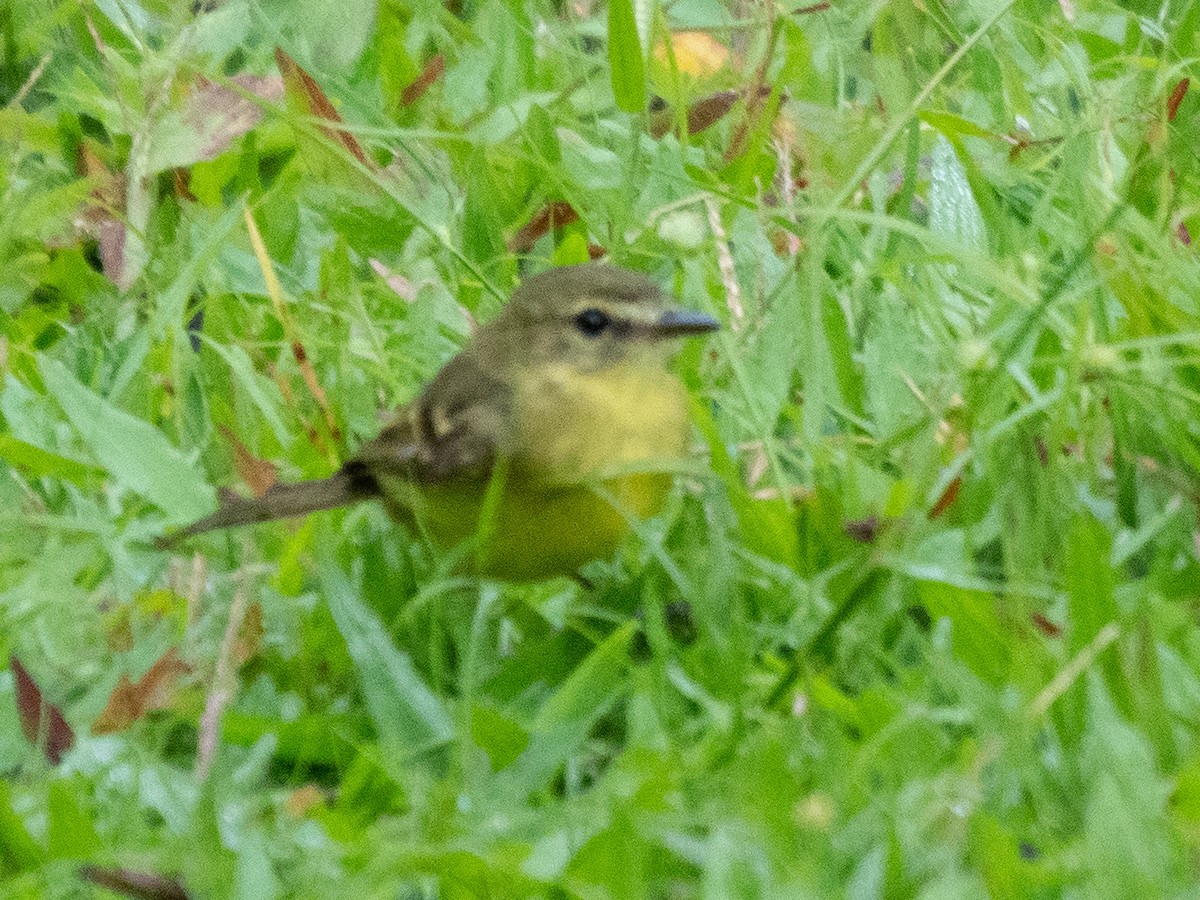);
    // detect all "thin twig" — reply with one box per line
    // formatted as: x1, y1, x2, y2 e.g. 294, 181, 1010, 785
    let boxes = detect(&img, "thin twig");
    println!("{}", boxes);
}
9, 53, 52, 108
1027, 622, 1120, 719
705, 198, 745, 331
195, 545, 252, 780
773, 138, 801, 257
187, 552, 207, 630
244, 208, 342, 449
